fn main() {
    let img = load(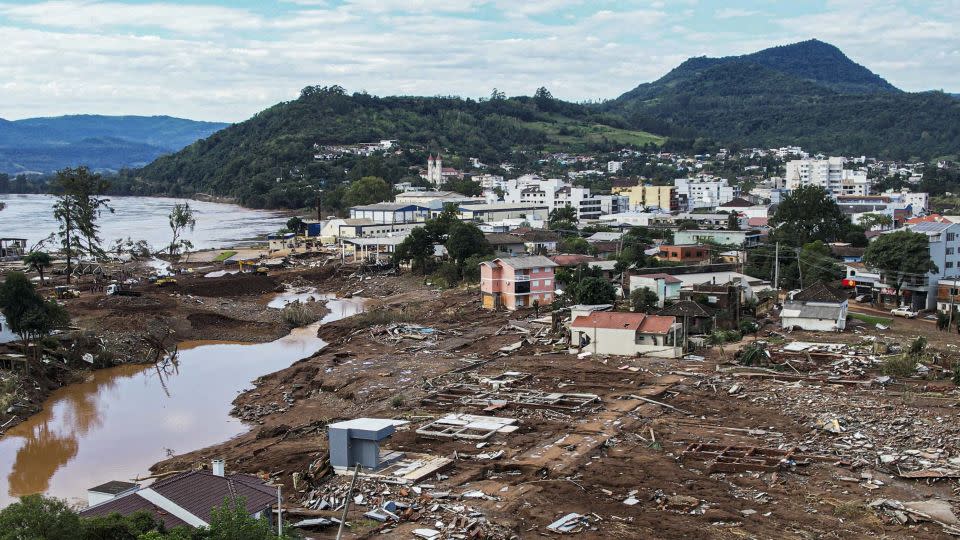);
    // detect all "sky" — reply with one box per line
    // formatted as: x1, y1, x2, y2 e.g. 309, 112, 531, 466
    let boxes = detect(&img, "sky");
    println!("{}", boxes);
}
0, 0, 957, 122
